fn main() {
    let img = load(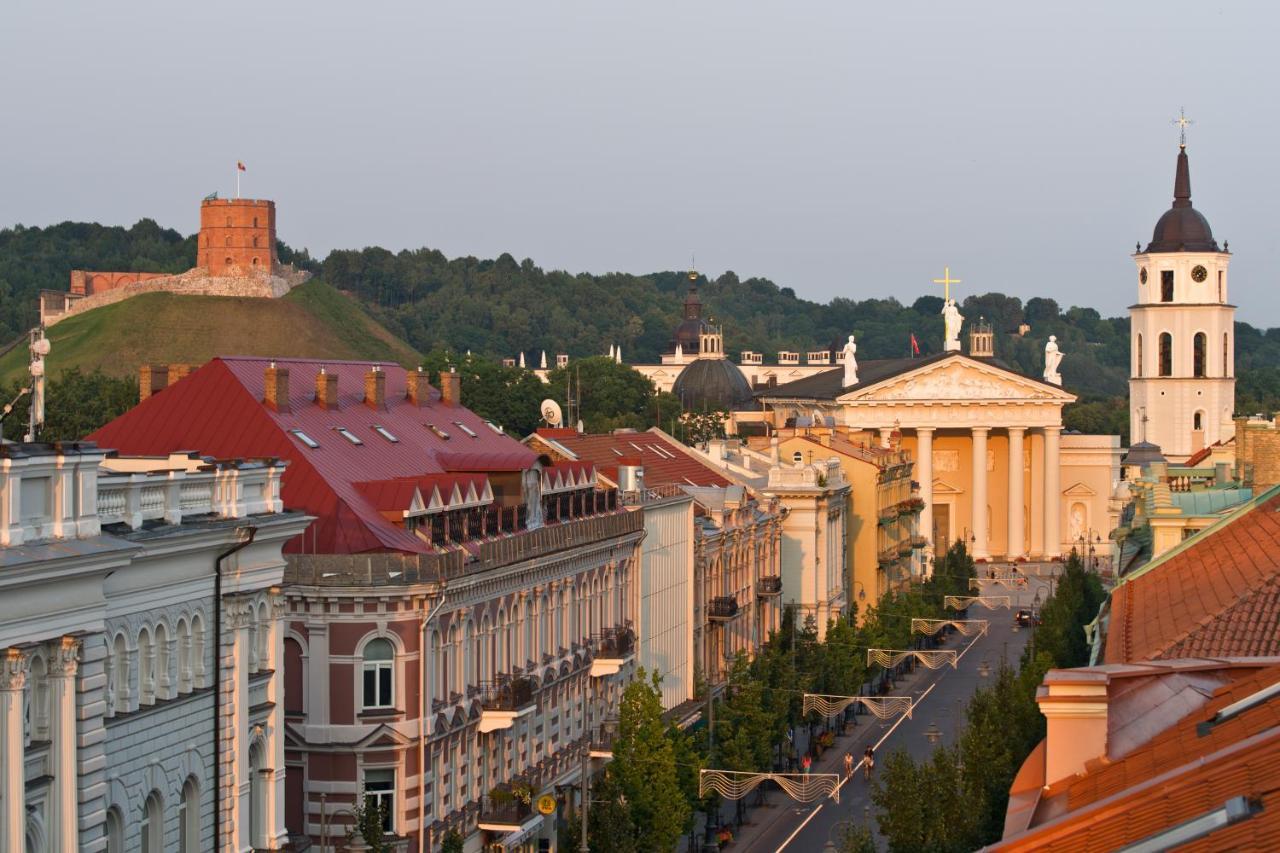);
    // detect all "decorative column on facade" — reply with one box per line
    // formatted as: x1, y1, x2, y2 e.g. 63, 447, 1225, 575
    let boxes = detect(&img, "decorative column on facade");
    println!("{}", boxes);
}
268, 593, 288, 847
223, 597, 254, 851
47, 636, 82, 850
917, 428, 935, 574
879, 427, 892, 449
0, 649, 27, 852
1043, 426, 1063, 558
1007, 428, 1026, 559
970, 428, 990, 560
